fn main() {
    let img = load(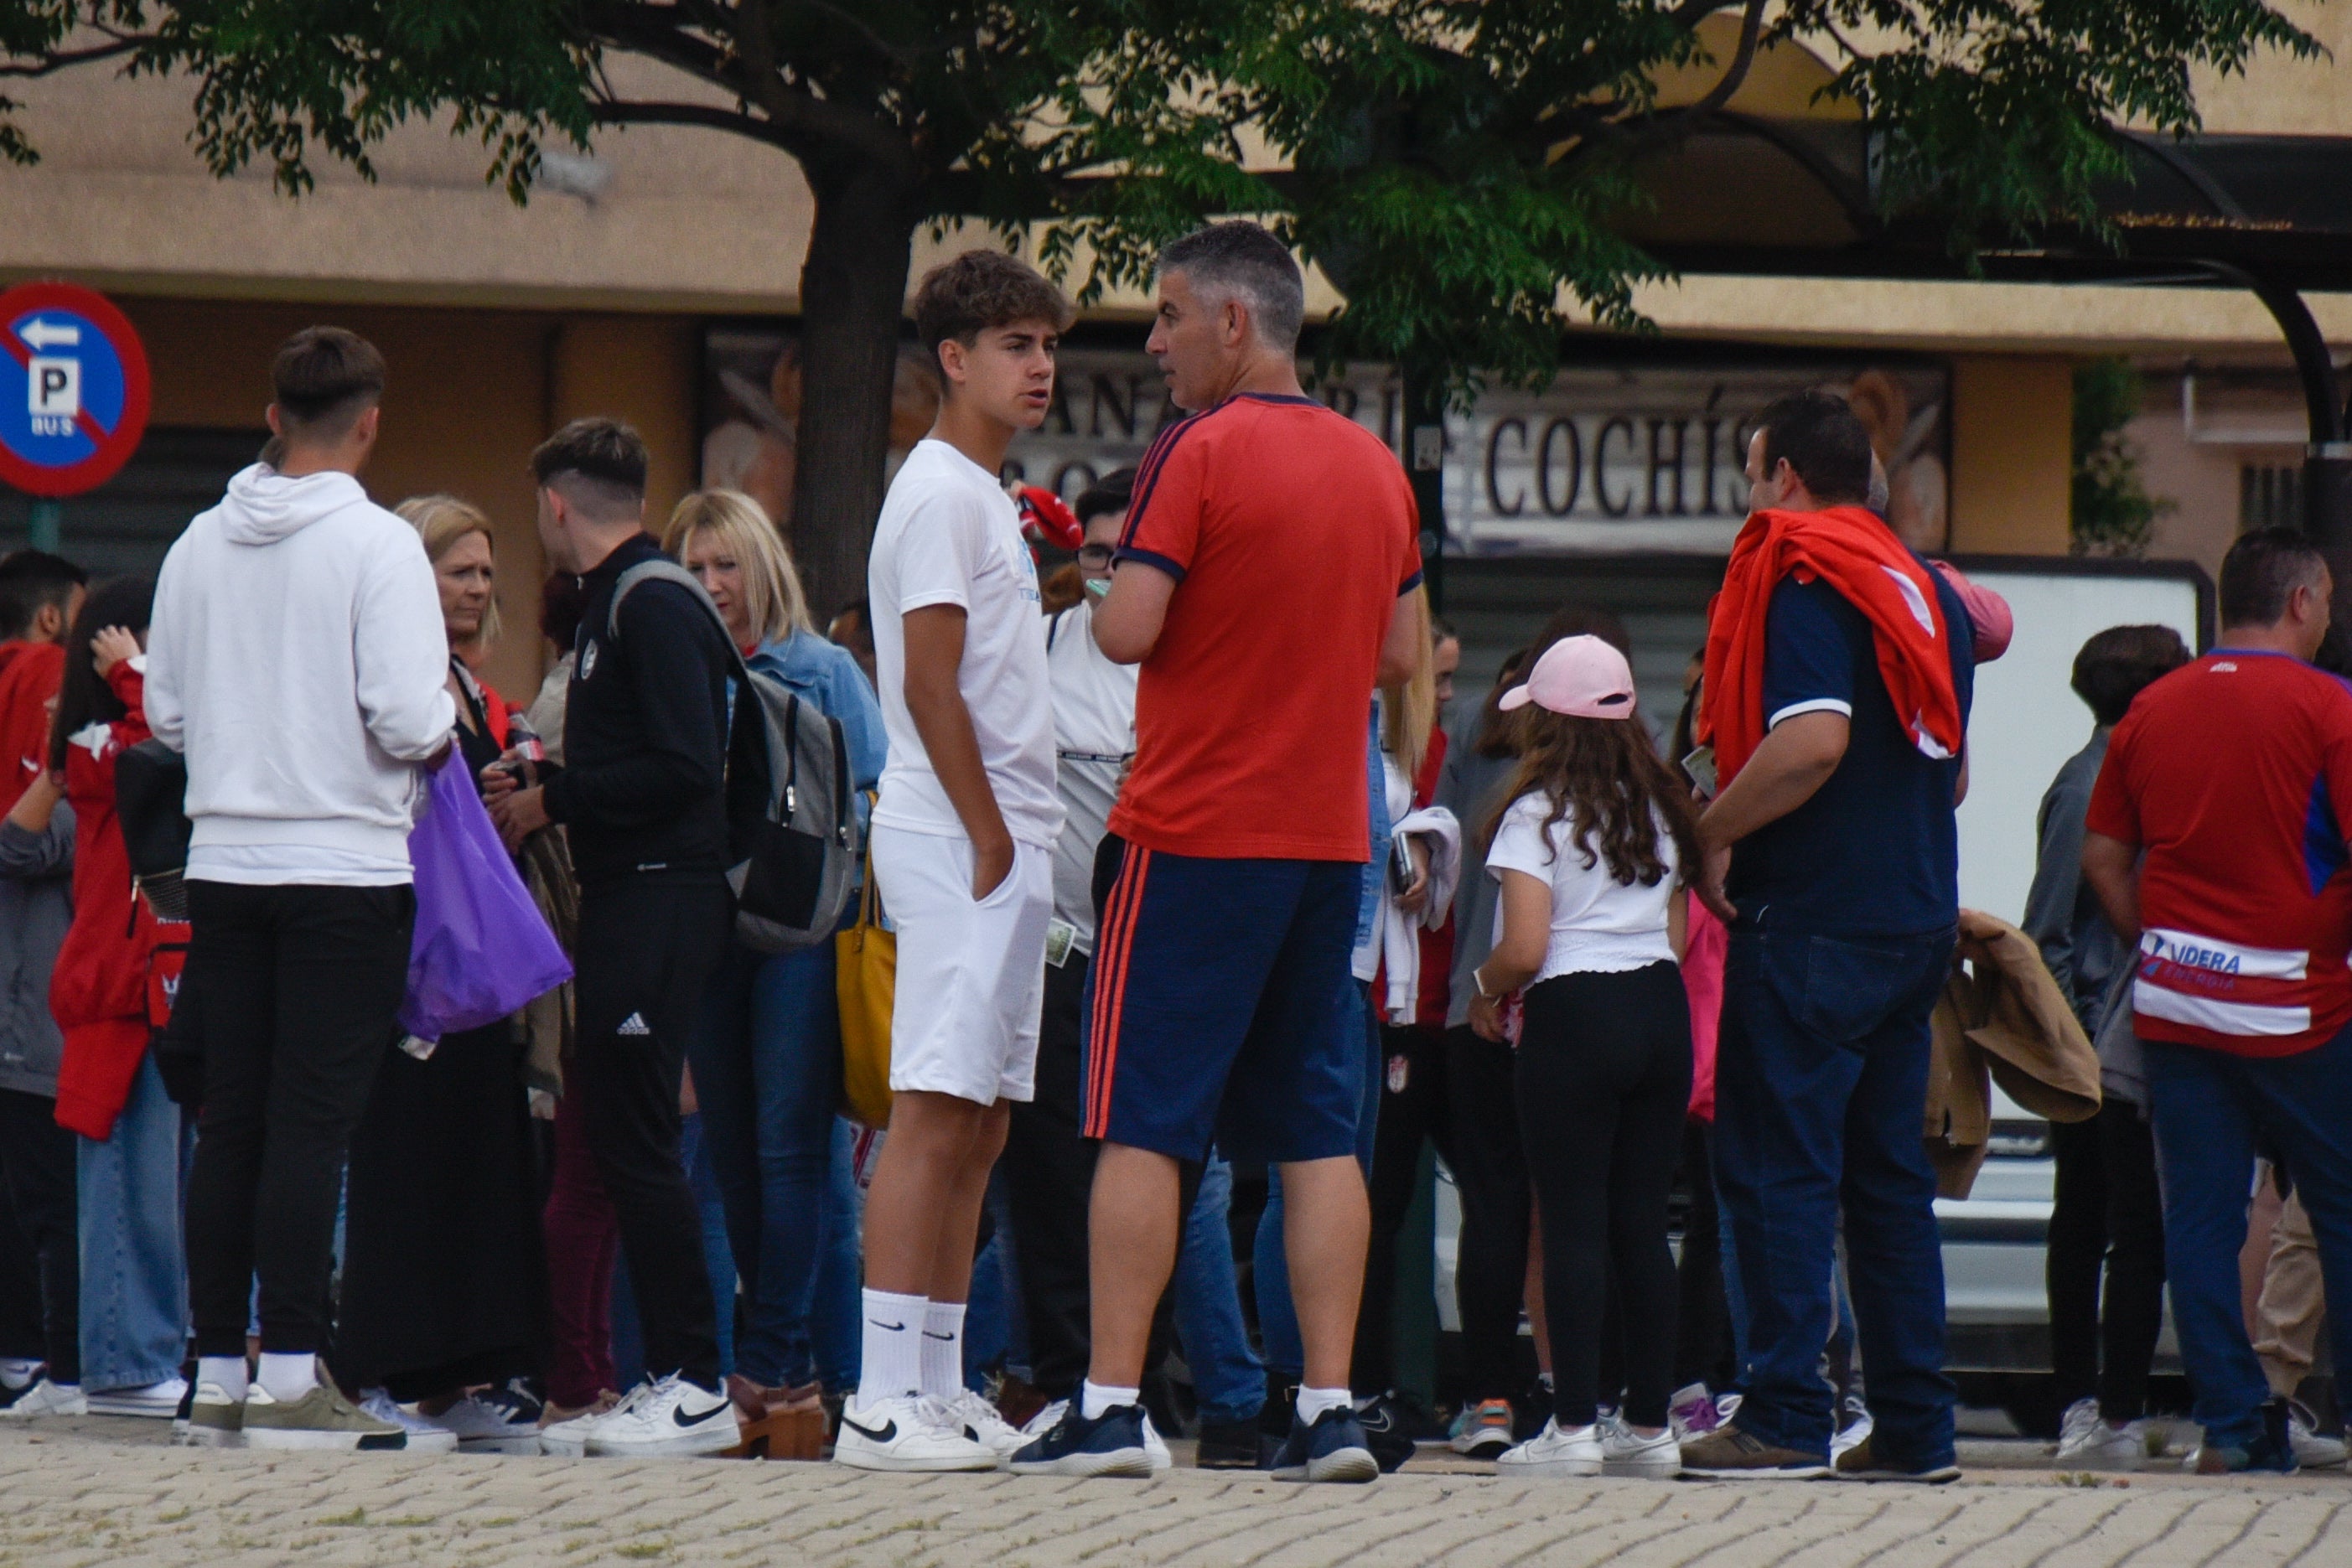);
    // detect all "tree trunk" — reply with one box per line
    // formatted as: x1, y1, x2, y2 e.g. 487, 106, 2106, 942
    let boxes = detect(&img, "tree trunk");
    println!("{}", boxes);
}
790, 163, 925, 620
